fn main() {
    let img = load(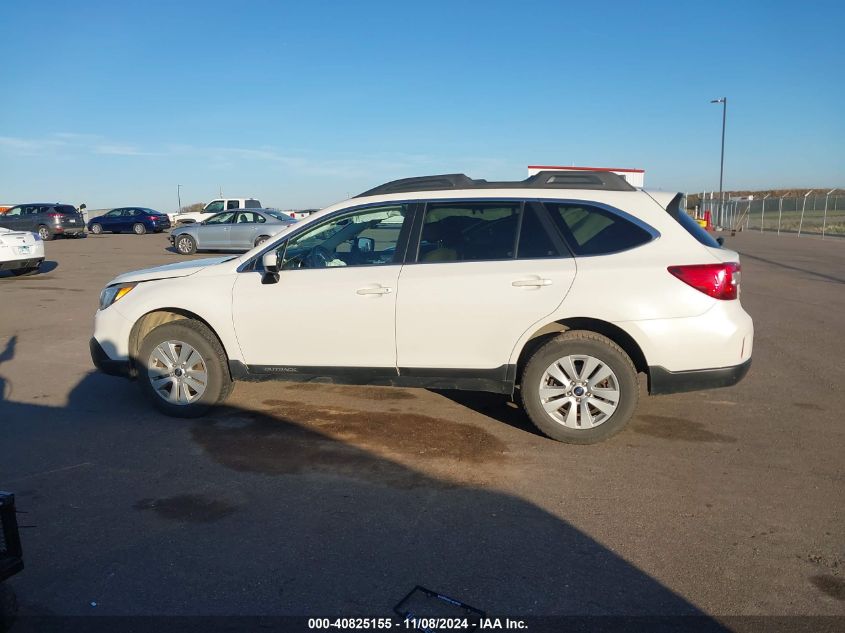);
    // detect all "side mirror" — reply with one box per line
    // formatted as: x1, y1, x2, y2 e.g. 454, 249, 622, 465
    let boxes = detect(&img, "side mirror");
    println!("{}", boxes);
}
262, 250, 280, 273
261, 249, 280, 284
356, 236, 375, 253
716, 237, 725, 246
